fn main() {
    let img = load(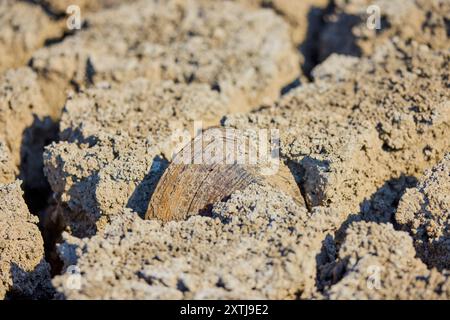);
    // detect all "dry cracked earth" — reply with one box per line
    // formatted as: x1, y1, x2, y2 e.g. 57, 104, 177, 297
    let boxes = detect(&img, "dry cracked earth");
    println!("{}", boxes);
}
0, 0, 449, 300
